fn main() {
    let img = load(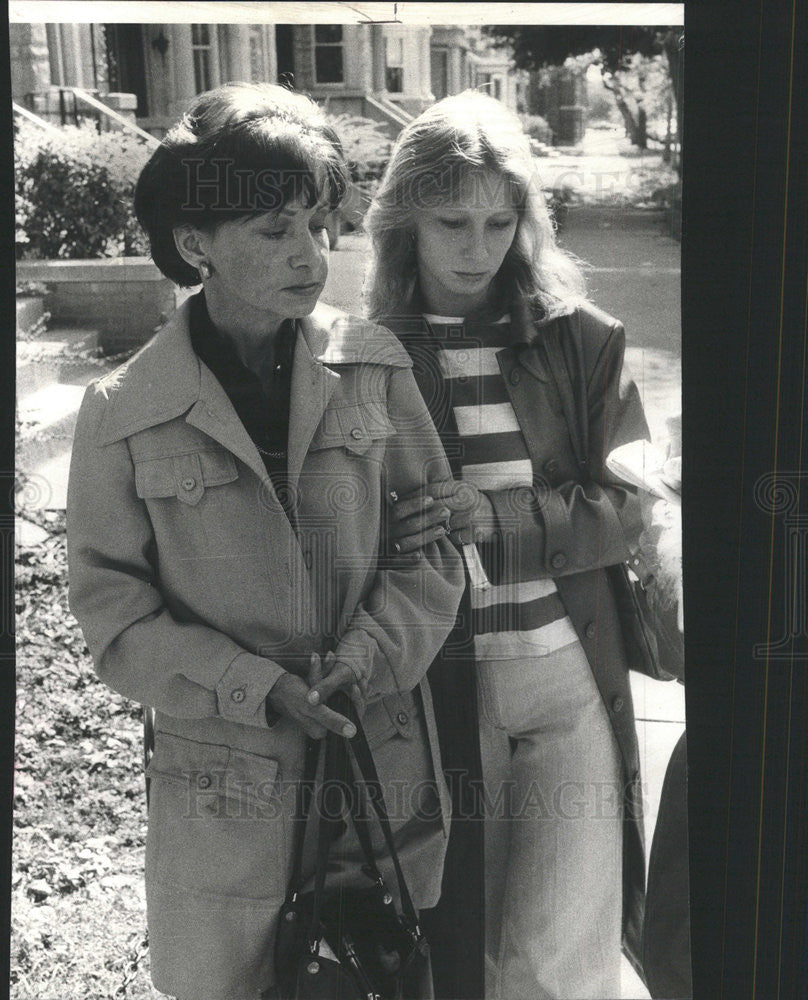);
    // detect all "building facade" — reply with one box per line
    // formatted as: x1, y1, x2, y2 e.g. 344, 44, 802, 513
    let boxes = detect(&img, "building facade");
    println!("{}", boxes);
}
11, 21, 527, 137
